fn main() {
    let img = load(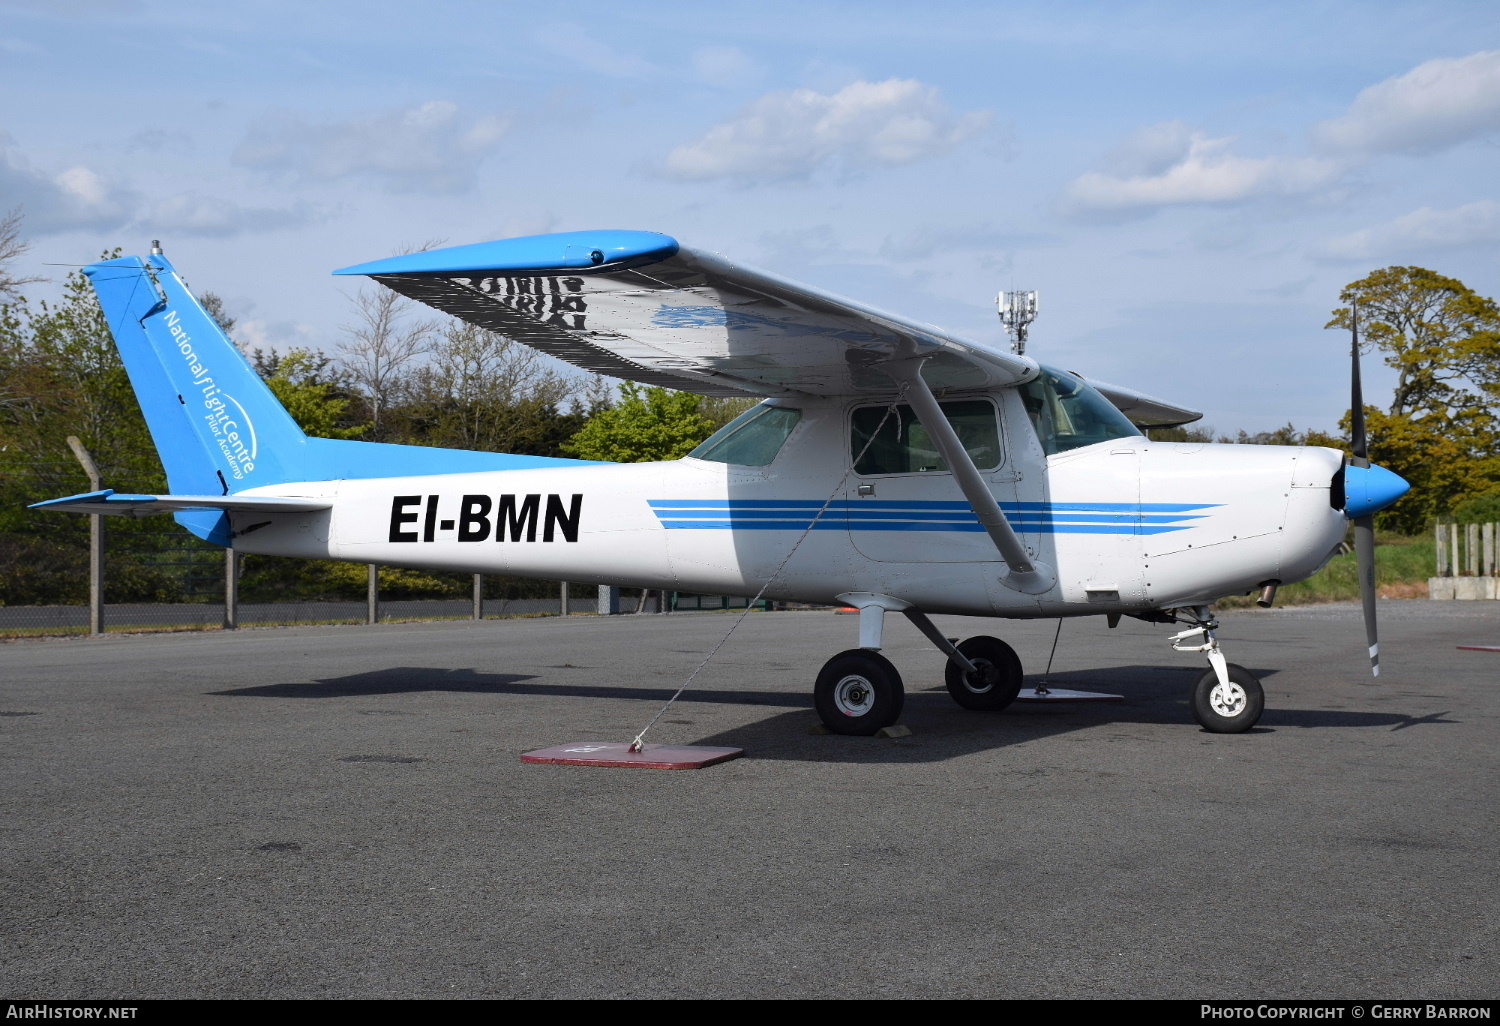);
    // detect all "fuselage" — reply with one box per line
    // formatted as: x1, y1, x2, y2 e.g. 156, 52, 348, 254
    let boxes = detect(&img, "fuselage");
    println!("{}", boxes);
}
230, 390, 1348, 618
